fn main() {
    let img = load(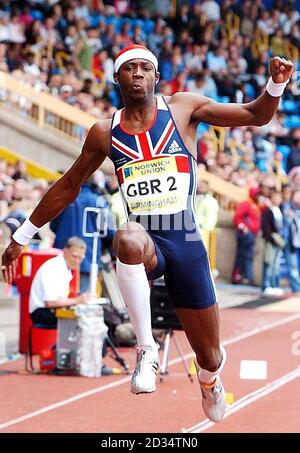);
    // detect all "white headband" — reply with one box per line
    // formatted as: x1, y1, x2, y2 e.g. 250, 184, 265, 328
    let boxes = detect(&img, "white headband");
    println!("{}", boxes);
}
114, 48, 158, 73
